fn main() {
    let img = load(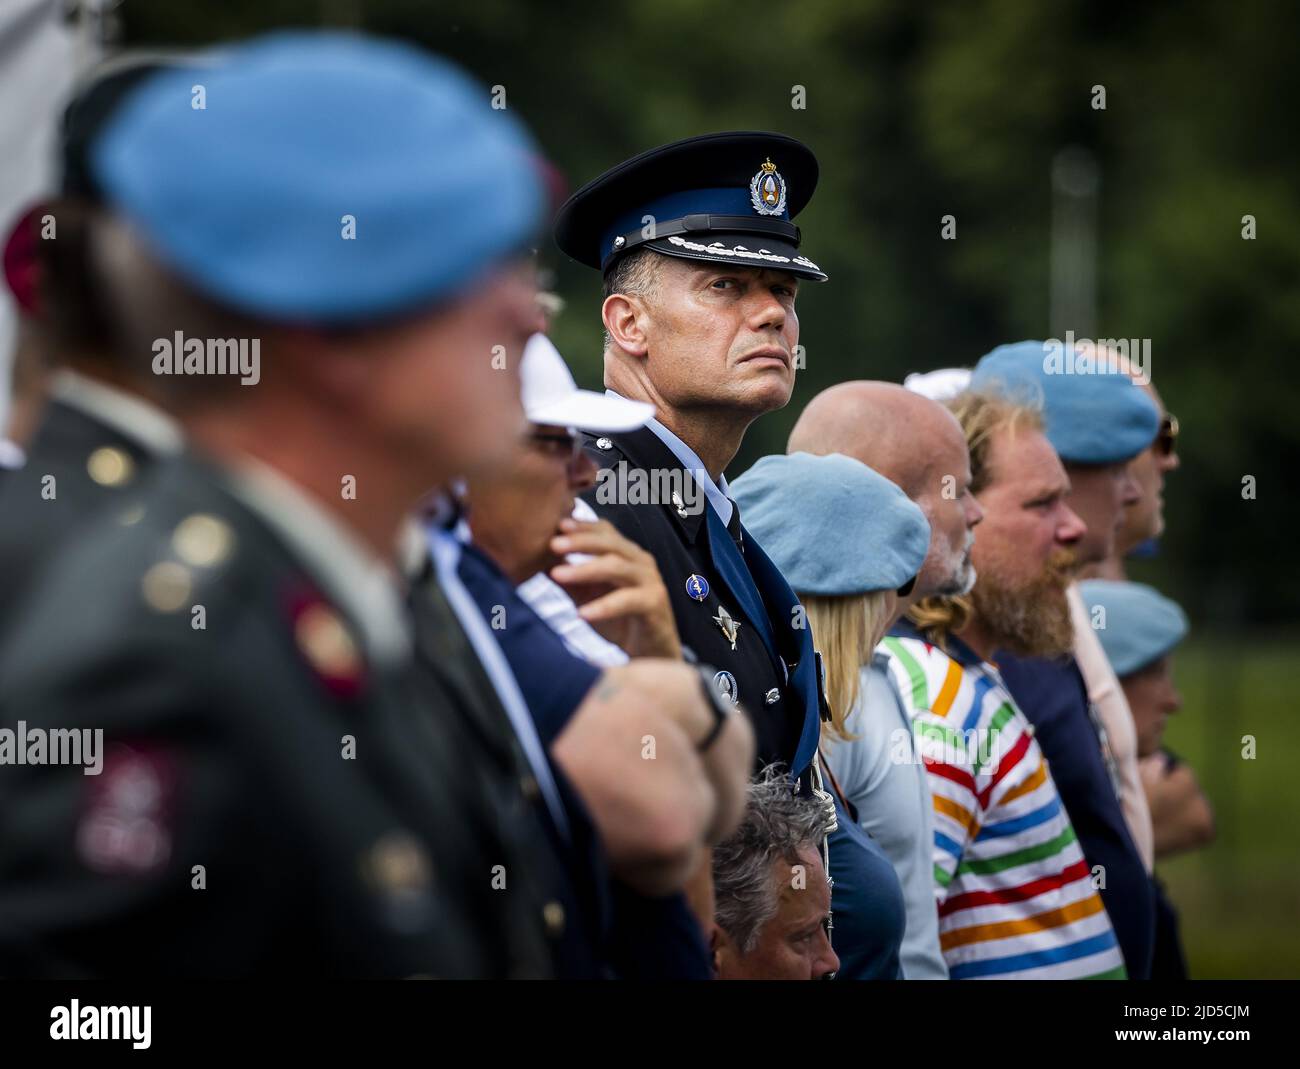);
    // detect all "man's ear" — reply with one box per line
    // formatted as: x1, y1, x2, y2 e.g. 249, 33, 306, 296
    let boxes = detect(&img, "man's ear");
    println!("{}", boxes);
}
601, 292, 649, 358
275, 326, 371, 408
709, 922, 727, 979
